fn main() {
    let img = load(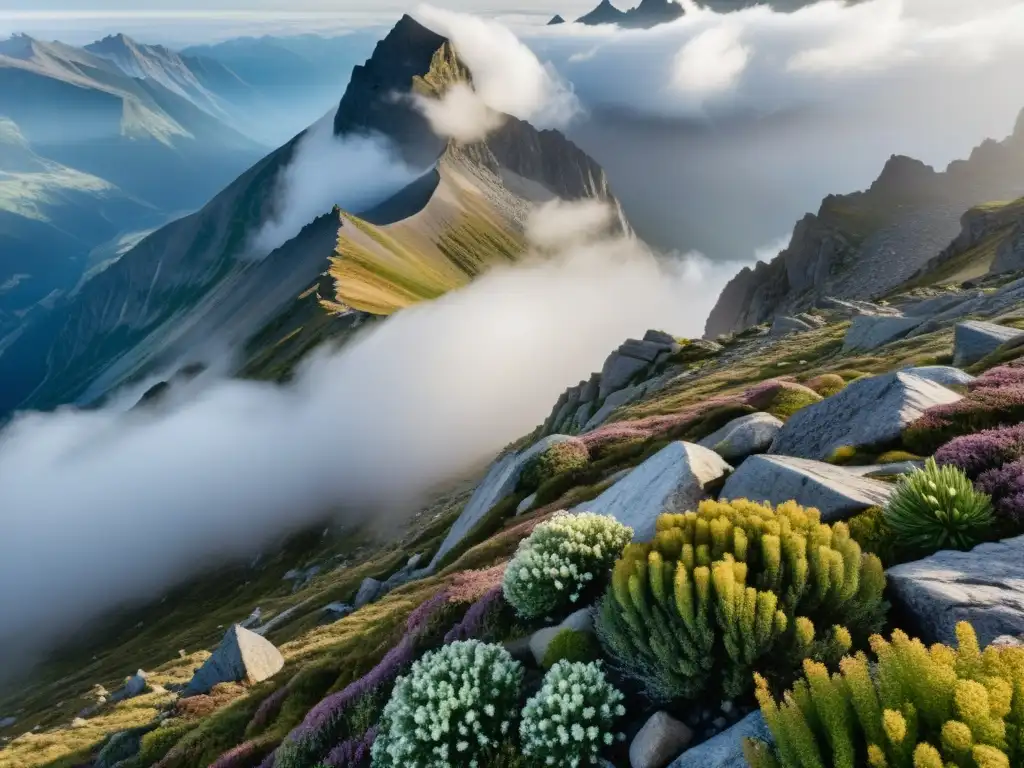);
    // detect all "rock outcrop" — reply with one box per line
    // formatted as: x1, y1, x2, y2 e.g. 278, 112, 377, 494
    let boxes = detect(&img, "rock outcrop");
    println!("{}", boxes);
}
668, 712, 771, 768
576, 442, 731, 541
698, 412, 783, 462
721, 455, 893, 522
900, 365, 975, 388
769, 371, 962, 461
842, 314, 923, 352
913, 197, 1024, 282
706, 115, 1024, 338
184, 625, 284, 696
887, 535, 1024, 646
428, 435, 577, 569
952, 320, 1024, 367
